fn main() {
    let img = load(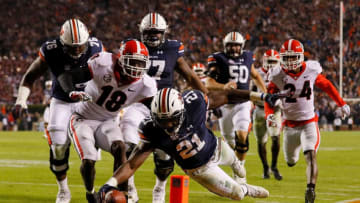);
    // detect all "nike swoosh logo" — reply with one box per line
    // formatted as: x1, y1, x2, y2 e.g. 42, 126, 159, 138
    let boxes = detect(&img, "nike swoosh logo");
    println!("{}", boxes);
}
128, 88, 136, 92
